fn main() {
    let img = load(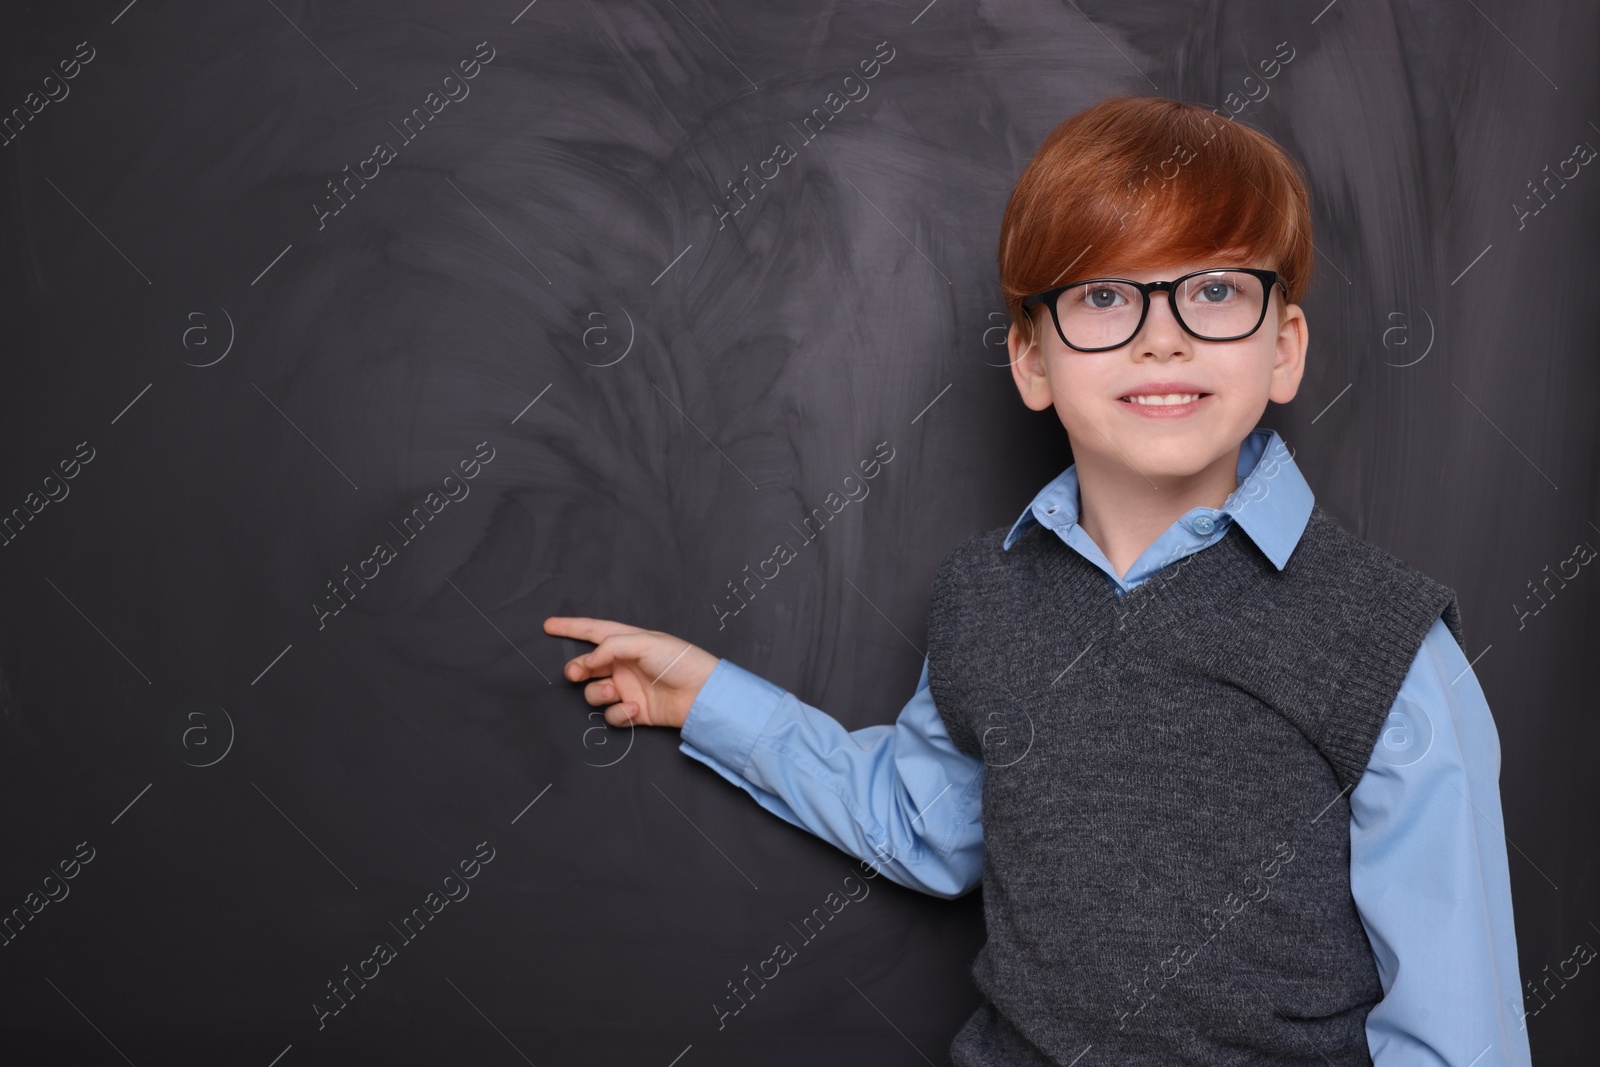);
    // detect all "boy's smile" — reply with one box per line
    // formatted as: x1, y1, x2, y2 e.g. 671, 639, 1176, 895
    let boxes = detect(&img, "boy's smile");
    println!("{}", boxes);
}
1005, 250, 1308, 575
1115, 381, 1211, 418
